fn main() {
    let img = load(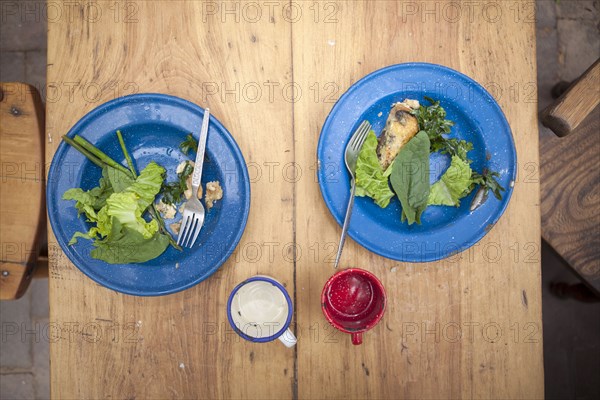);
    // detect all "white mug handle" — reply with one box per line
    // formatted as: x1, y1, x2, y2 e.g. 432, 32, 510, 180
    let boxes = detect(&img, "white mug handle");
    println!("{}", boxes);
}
278, 328, 297, 348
